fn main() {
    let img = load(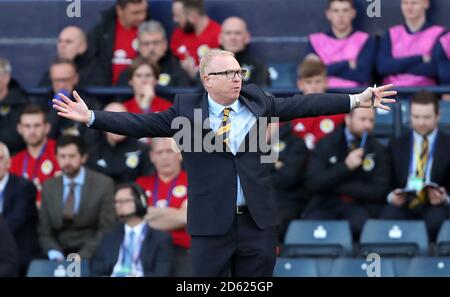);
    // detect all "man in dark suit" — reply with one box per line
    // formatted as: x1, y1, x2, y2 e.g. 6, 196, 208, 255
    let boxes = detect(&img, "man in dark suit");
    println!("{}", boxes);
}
0, 216, 18, 276
0, 142, 40, 273
38, 135, 116, 261
303, 108, 390, 238
380, 91, 450, 240
91, 183, 172, 277
52, 49, 396, 276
